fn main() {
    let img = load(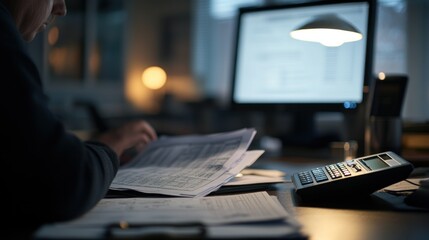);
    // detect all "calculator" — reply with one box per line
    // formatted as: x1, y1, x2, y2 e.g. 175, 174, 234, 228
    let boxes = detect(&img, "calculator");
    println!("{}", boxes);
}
291, 151, 414, 201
